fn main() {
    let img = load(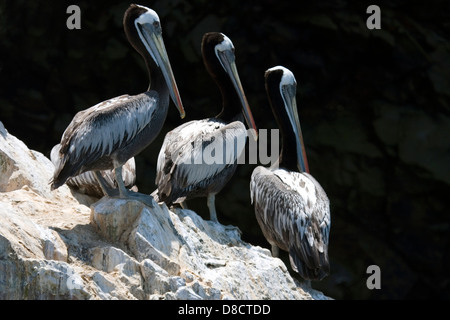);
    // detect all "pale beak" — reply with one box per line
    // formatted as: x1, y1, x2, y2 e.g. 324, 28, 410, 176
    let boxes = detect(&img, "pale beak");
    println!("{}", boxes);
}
281, 84, 309, 173
217, 49, 258, 141
140, 24, 185, 119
